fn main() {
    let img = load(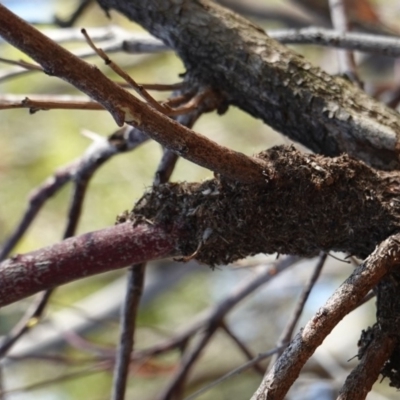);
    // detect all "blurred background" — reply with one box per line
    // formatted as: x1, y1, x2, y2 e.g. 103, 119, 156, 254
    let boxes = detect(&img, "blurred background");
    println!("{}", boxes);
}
0, 0, 399, 399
